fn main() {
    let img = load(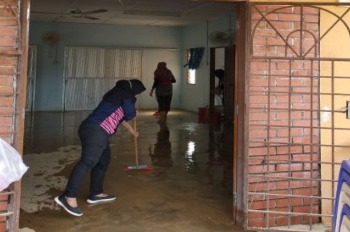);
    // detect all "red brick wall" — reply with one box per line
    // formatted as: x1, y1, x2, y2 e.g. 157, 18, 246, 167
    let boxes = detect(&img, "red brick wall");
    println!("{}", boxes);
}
247, 5, 320, 228
0, 0, 23, 231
